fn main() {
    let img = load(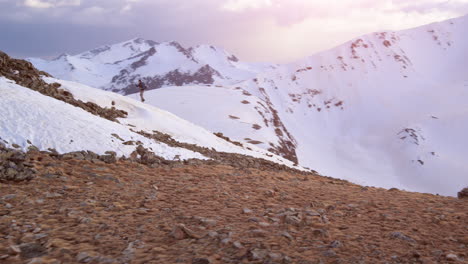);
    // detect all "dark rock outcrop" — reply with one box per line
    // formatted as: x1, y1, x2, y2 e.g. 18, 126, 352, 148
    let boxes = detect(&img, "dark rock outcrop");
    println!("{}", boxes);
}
458, 187, 468, 199
129, 145, 169, 166
110, 64, 222, 95
257, 87, 298, 164
227, 54, 239, 62
169, 41, 197, 61
213, 132, 243, 147
60, 150, 117, 164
